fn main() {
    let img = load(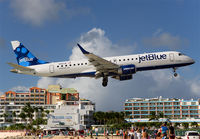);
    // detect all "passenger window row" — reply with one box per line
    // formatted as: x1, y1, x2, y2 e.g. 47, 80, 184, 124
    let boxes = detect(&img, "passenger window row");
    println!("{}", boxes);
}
118, 58, 137, 61
57, 62, 88, 68
57, 57, 137, 68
